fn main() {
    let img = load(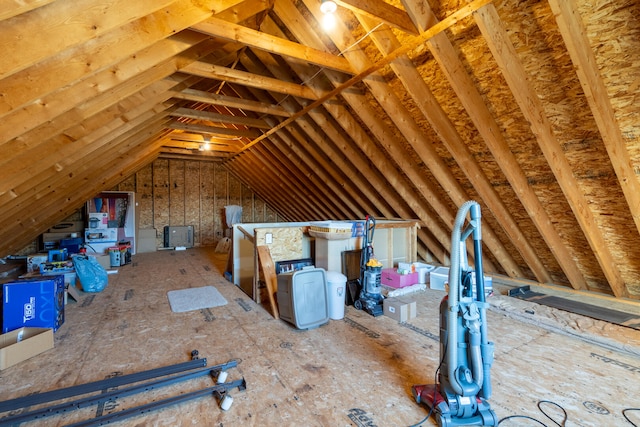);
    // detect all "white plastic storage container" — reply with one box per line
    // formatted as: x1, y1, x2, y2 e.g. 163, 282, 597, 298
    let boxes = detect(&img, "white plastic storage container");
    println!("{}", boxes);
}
429, 266, 450, 290
326, 271, 347, 320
